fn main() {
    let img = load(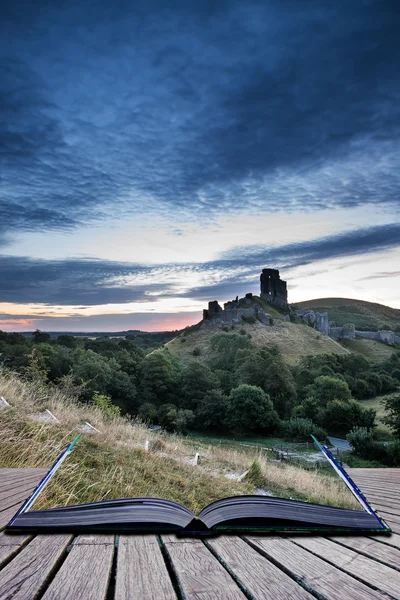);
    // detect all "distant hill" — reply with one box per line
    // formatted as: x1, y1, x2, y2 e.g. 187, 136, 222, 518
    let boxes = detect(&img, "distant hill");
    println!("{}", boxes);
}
294, 298, 400, 333
166, 319, 350, 366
